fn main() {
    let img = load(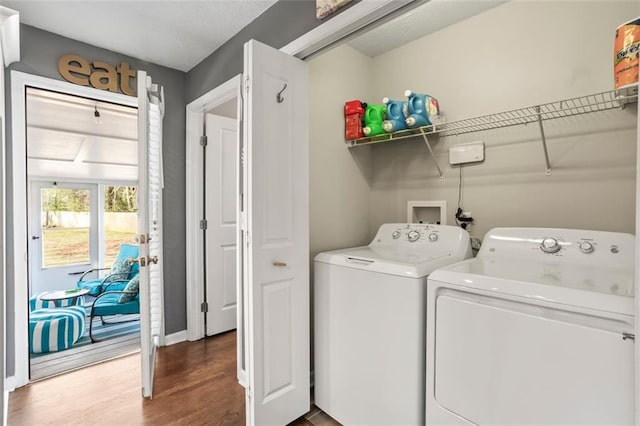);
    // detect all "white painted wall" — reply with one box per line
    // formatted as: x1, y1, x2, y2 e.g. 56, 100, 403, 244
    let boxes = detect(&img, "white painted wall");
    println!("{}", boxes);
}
308, 44, 374, 256
364, 0, 639, 241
